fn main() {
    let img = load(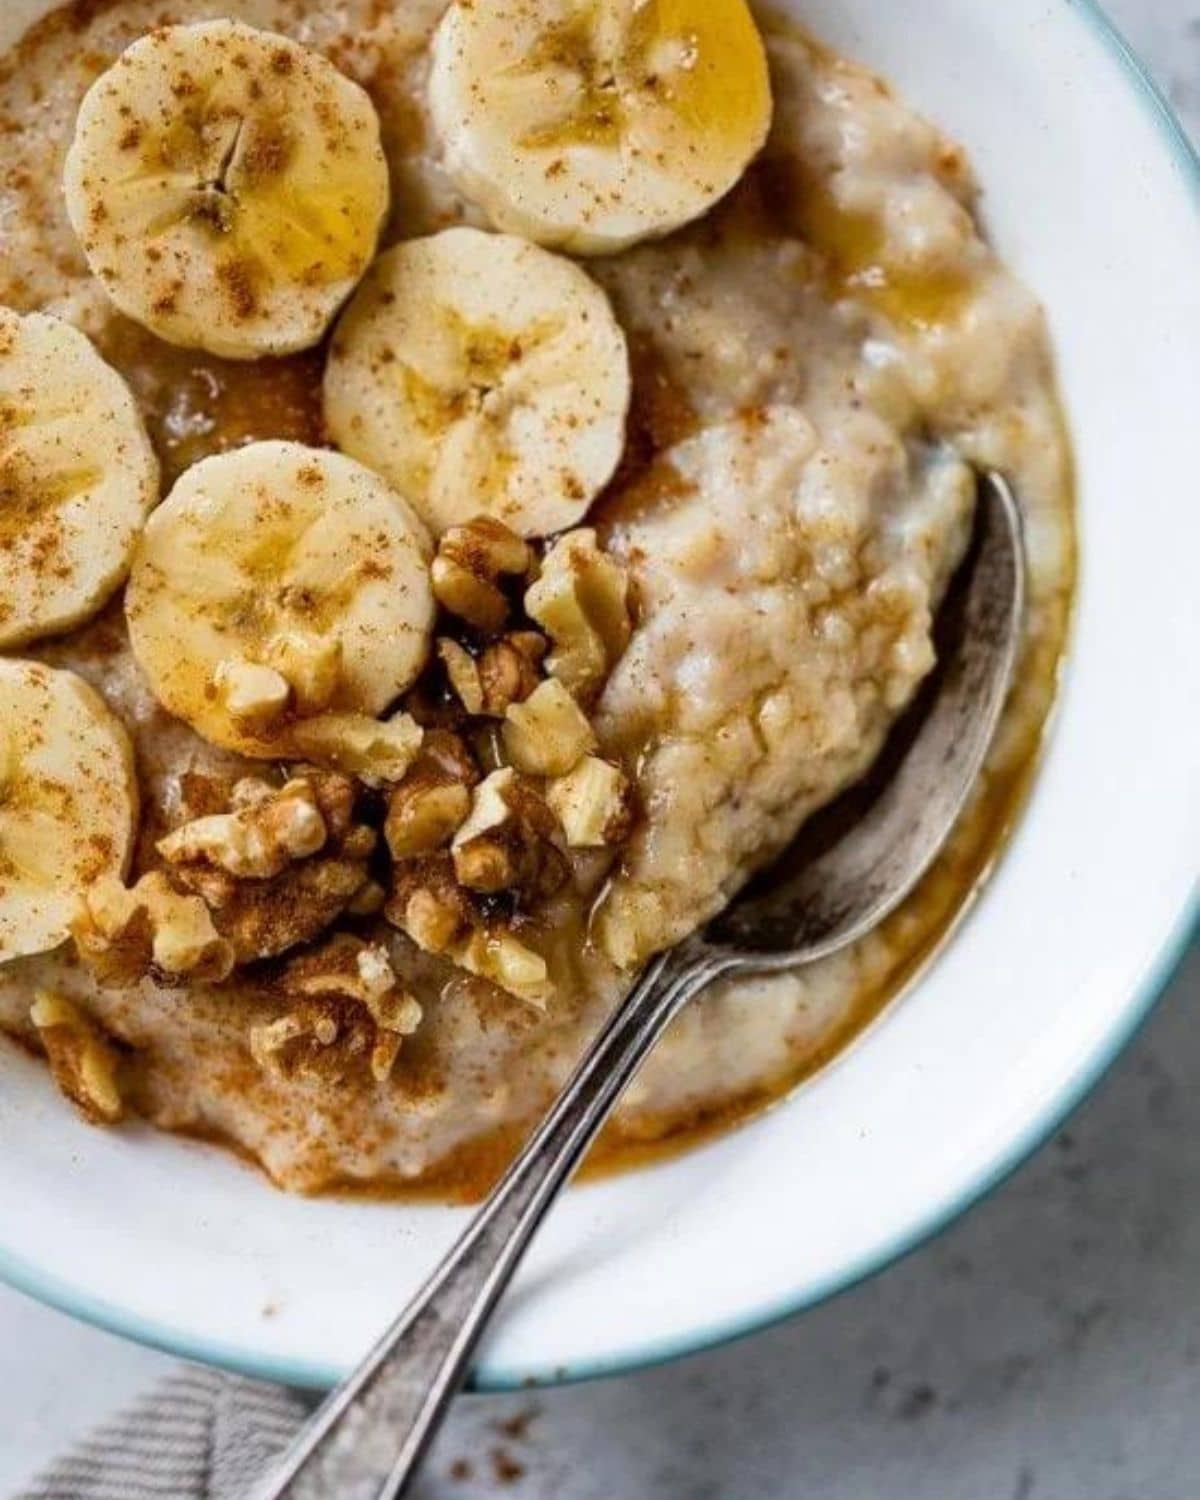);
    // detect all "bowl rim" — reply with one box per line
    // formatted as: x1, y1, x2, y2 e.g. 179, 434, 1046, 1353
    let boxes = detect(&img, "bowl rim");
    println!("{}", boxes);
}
0, 0, 1197, 1393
